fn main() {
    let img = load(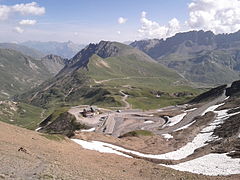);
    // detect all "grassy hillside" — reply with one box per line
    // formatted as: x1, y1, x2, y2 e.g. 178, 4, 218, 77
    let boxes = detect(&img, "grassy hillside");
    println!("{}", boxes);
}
0, 49, 52, 99
17, 41, 200, 110
0, 43, 44, 59
0, 101, 48, 130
